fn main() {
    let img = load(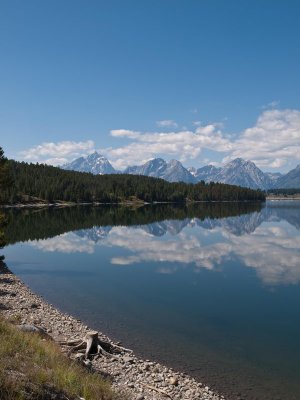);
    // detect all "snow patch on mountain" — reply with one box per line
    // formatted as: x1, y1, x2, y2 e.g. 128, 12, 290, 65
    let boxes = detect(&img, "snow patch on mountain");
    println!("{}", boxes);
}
62, 152, 116, 175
